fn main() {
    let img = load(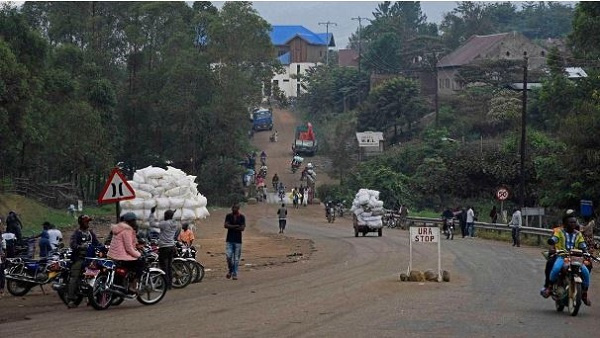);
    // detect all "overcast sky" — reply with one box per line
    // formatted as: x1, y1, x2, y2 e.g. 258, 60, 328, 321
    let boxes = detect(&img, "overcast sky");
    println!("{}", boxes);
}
245, 1, 459, 49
